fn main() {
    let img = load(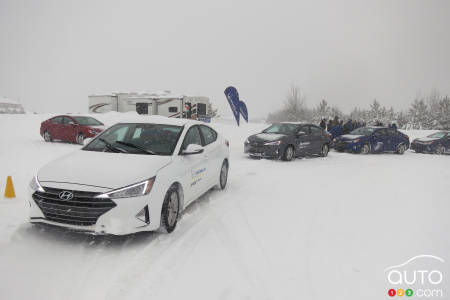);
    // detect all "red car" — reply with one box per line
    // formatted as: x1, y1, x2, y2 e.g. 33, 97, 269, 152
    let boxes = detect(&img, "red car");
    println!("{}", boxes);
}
40, 115, 105, 144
